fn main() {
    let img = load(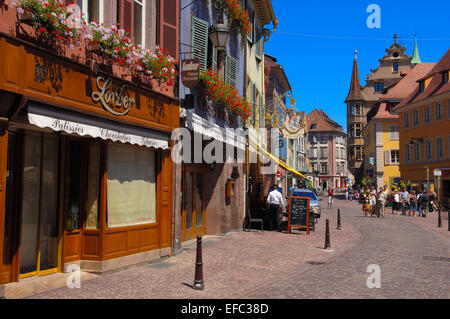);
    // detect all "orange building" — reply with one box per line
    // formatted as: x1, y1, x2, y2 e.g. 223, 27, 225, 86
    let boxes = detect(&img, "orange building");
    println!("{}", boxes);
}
395, 49, 450, 202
